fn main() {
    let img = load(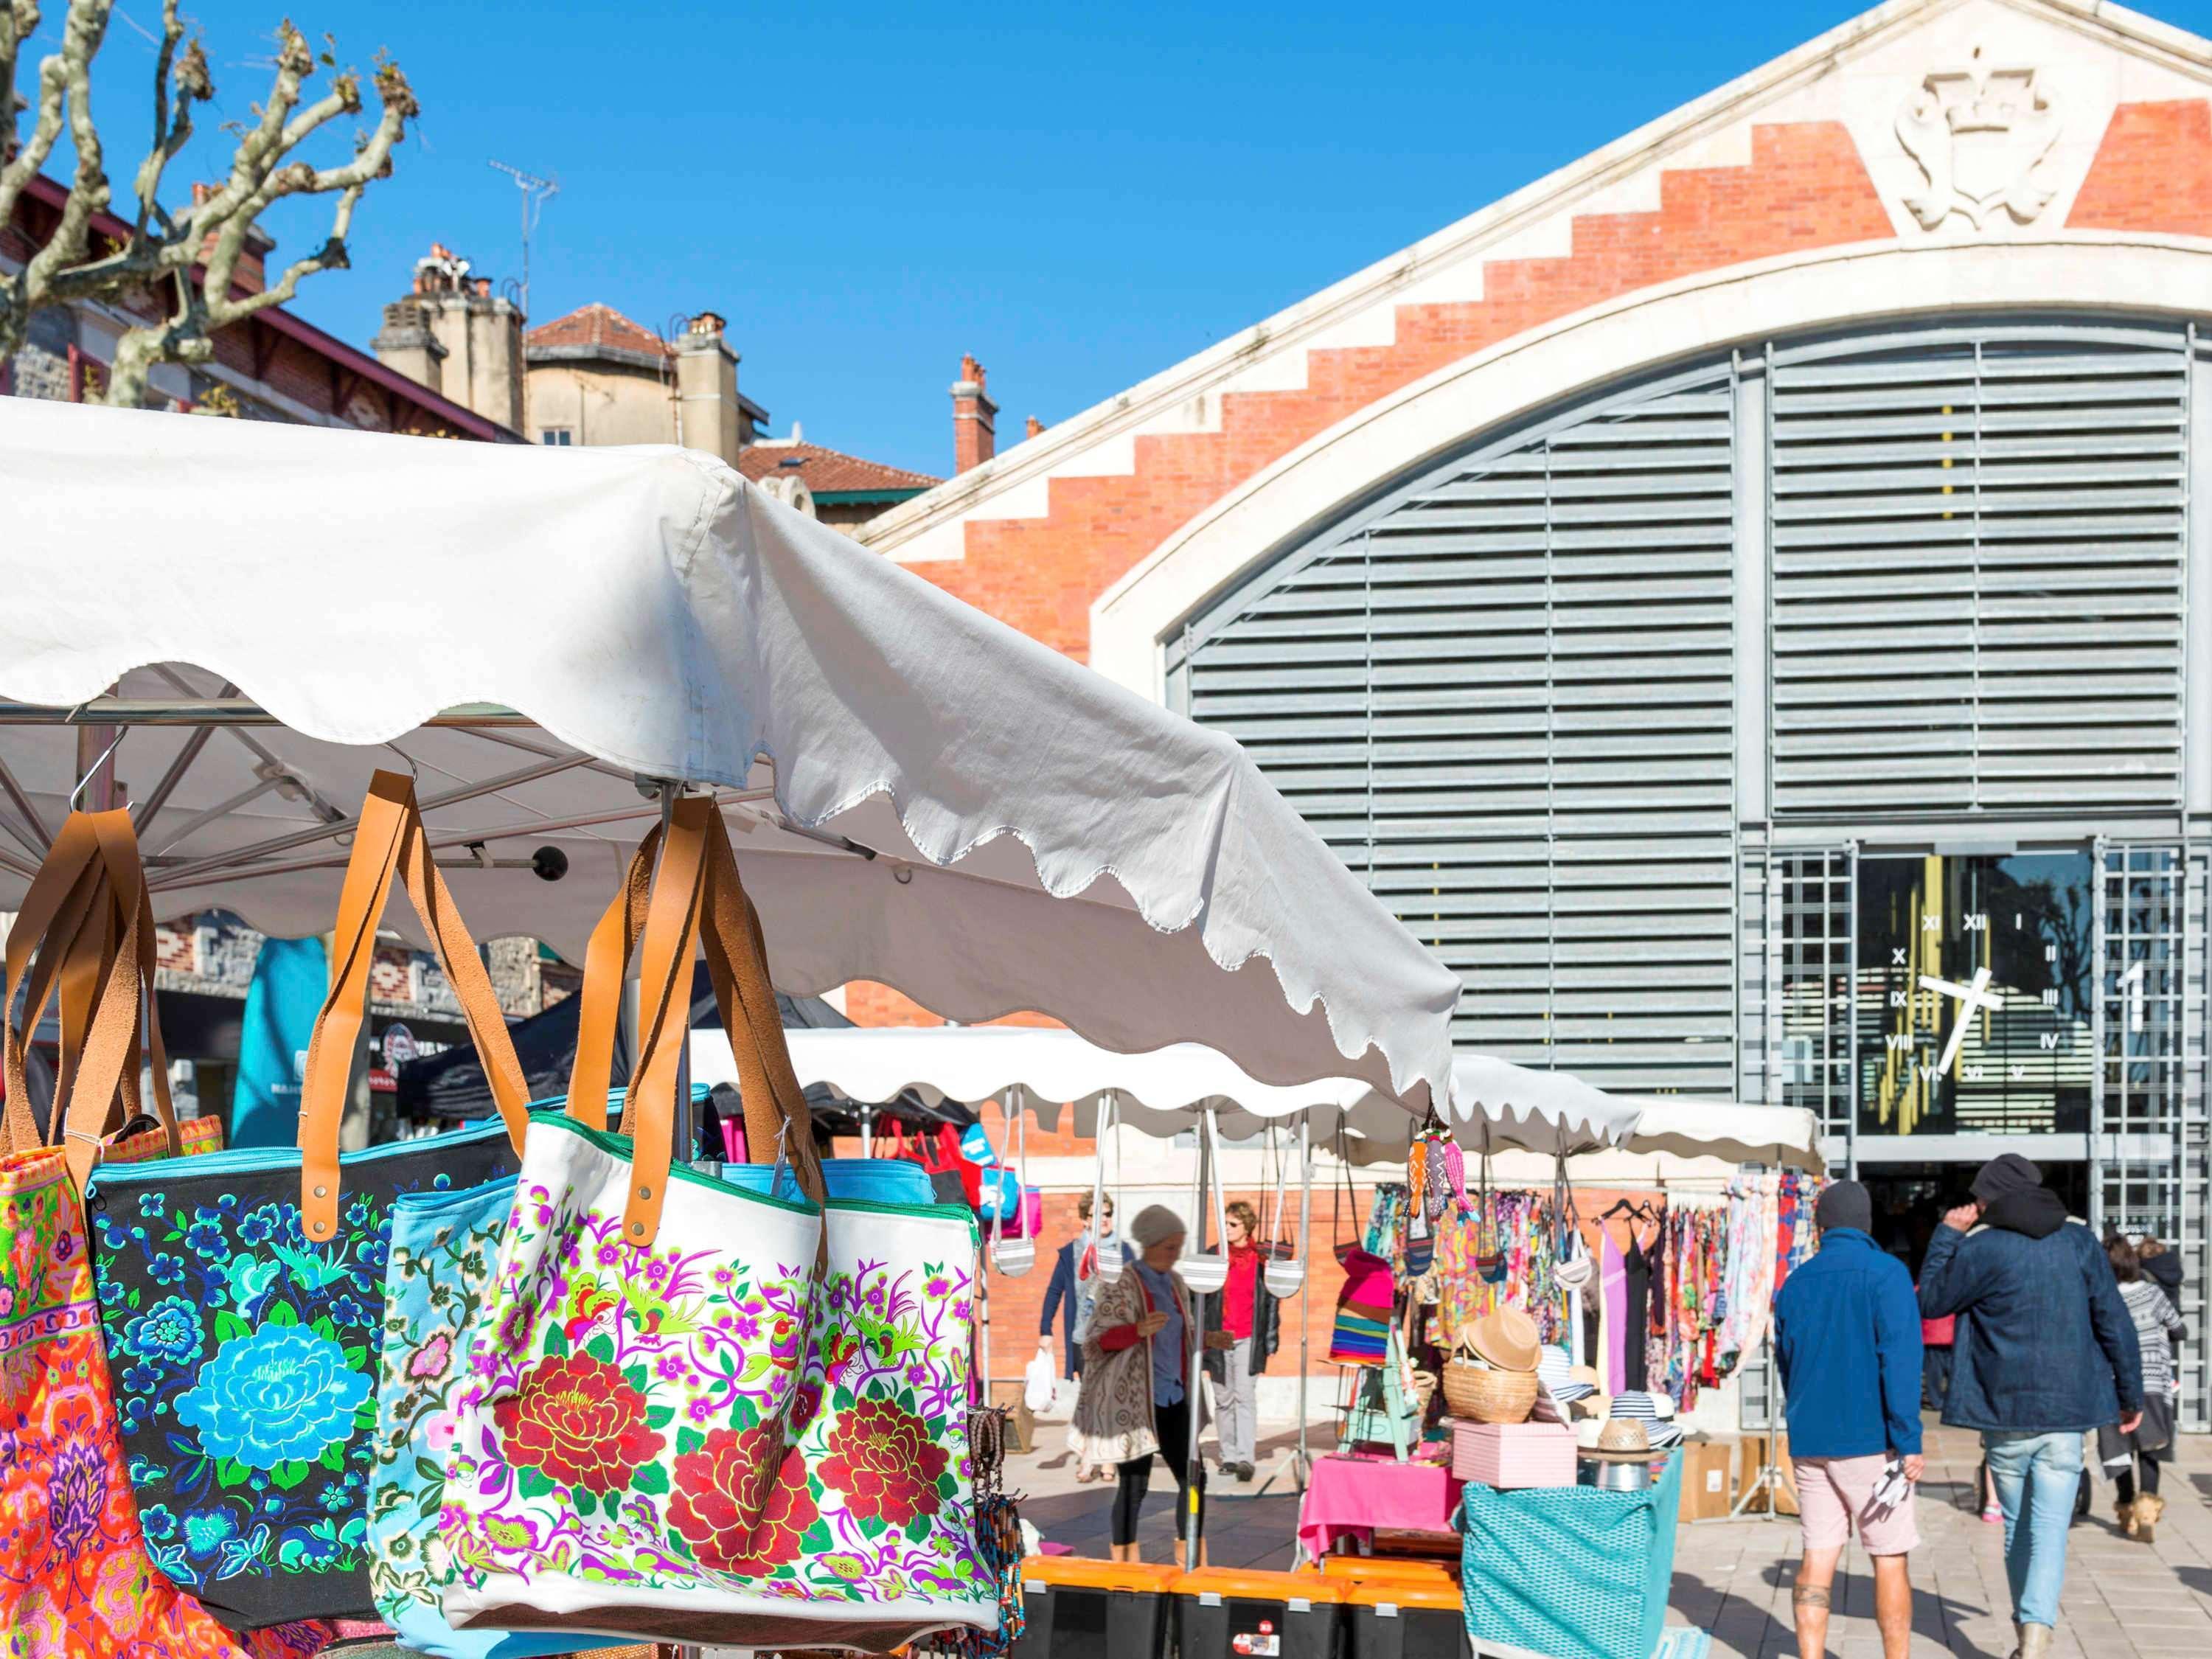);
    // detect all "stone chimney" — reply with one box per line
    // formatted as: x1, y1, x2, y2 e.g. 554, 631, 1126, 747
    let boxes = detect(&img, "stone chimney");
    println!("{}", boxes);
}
674, 311, 743, 464
1026, 415, 1044, 440
951, 353, 997, 472
372, 298, 445, 395
373, 243, 525, 429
